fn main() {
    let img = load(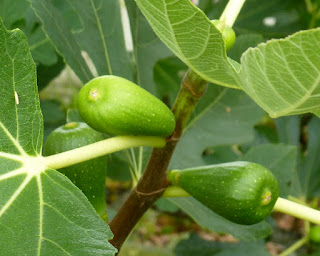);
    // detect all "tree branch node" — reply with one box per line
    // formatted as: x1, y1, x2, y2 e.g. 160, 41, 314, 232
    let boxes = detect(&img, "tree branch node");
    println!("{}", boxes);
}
182, 79, 206, 98
166, 130, 180, 142
134, 187, 167, 197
